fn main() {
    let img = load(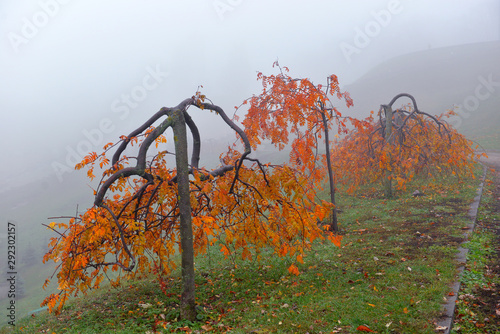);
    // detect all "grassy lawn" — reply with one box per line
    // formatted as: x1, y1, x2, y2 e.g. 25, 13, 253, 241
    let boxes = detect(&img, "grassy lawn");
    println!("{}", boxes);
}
470, 133, 500, 151
0, 167, 484, 333
452, 168, 500, 333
